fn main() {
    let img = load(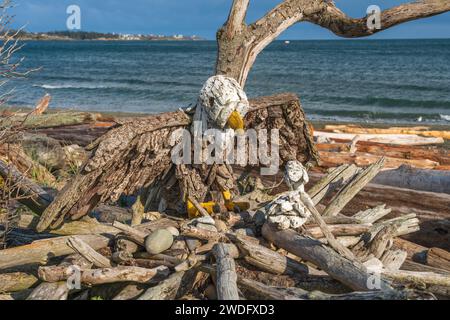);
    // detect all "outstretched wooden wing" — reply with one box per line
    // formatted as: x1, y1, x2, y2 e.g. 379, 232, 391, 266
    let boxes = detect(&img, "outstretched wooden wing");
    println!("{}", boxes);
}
245, 93, 318, 165
36, 111, 191, 232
